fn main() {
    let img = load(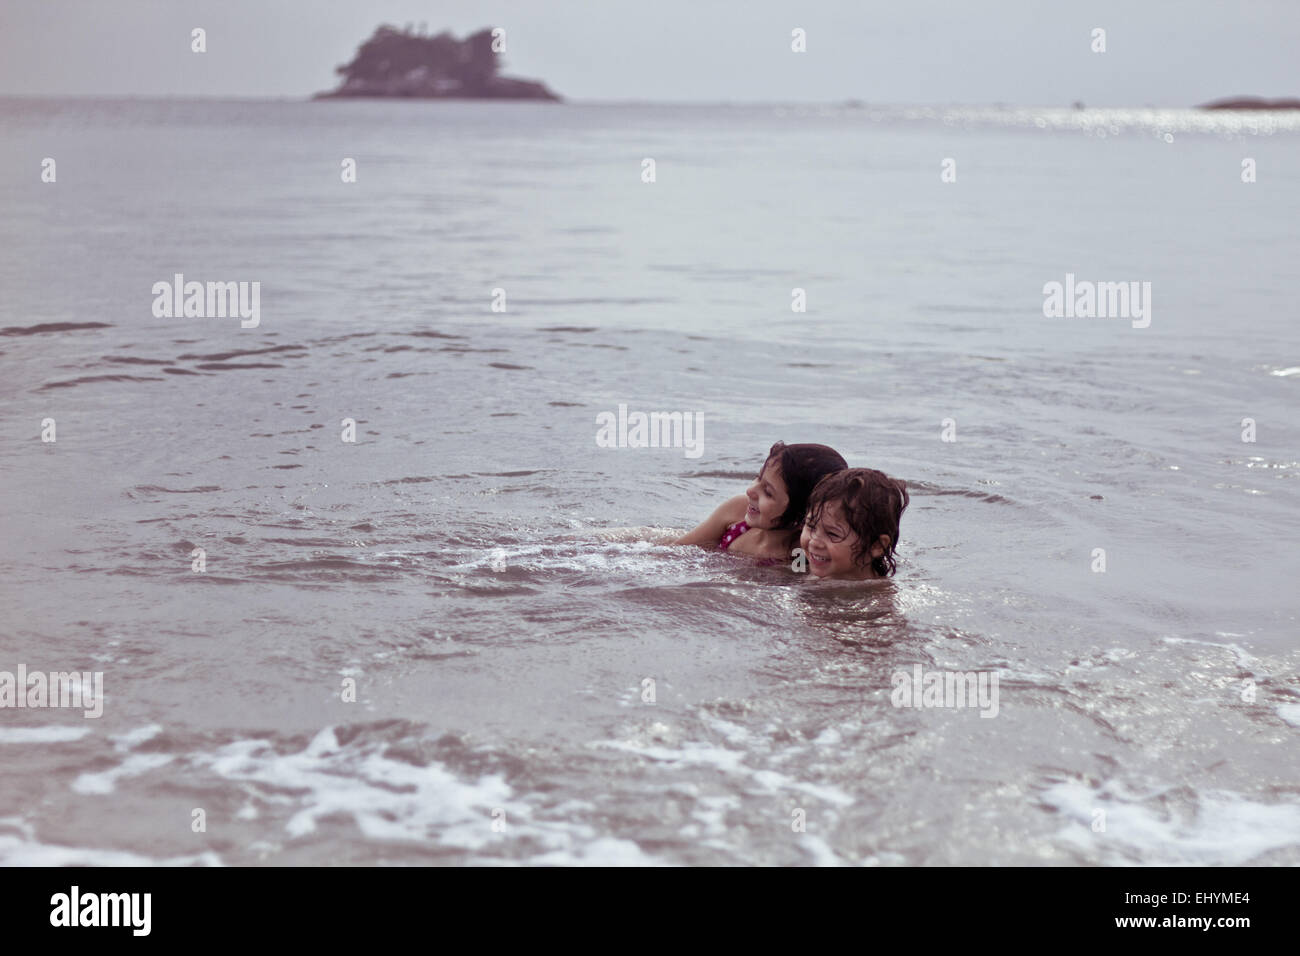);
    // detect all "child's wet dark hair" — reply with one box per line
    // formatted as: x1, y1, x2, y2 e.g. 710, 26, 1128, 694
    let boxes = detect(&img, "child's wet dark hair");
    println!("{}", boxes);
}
806, 468, 910, 577
762, 441, 848, 531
